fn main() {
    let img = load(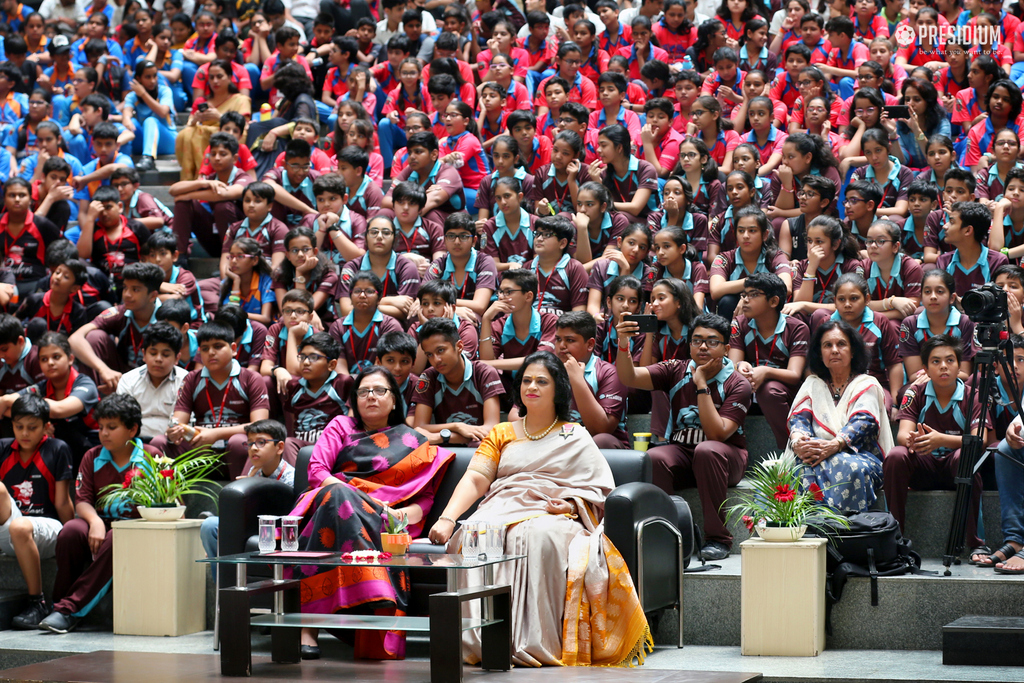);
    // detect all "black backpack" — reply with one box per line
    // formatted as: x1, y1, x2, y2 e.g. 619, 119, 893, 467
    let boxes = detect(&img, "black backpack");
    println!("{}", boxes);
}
809, 511, 935, 631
